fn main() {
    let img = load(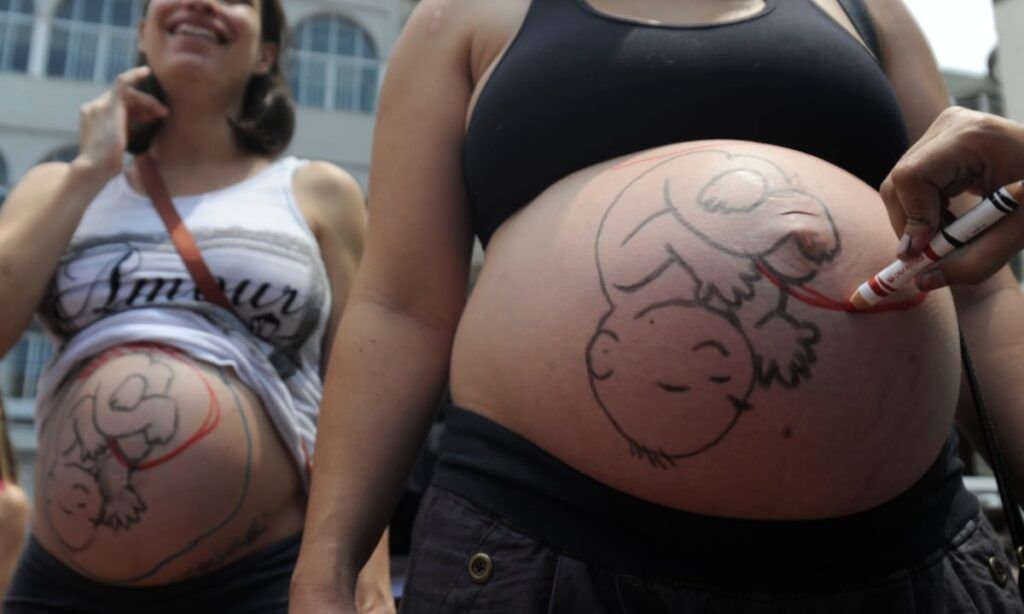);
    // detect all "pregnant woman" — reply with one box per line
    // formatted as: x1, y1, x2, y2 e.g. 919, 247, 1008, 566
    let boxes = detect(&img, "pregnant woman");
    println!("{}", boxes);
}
0, 1, 390, 612
292, 0, 1024, 611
